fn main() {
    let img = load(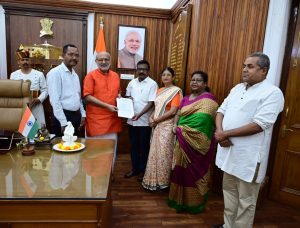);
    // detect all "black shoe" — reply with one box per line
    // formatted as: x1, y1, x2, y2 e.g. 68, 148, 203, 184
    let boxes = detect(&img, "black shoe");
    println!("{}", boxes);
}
124, 170, 139, 178
137, 173, 144, 182
211, 224, 224, 228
